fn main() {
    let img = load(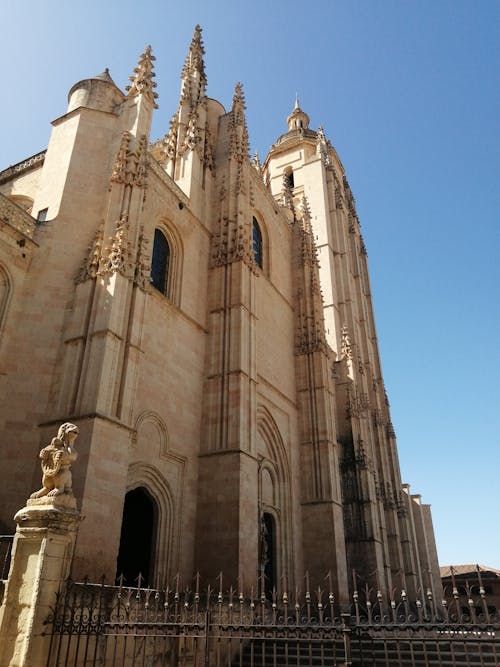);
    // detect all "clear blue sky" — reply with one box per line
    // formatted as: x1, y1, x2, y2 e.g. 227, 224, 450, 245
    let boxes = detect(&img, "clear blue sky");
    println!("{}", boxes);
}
2, 1, 499, 567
